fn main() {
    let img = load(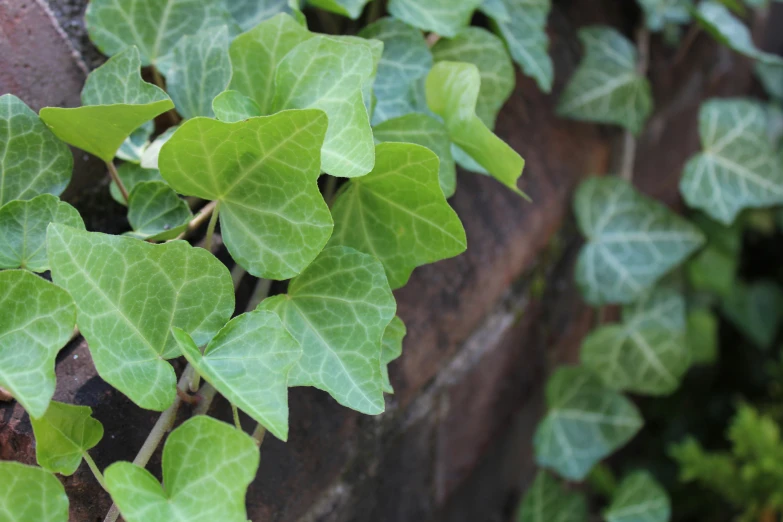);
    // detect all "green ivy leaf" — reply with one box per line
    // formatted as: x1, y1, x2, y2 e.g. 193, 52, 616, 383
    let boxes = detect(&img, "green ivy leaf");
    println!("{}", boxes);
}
557, 27, 652, 135
480, 0, 510, 21
581, 288, 690, 396
117, 121, 154, 163
387, 0, 483, 38
426, 61, 526, 195
174, 310, 301, 441
637, 0, 692, 31
85, 0, 233, 72
158, 111, 333, 280
111, 163, 164, 206
259, 246, 396, 414
687, 308, 718, 365
0, 461, 69, 522
140, 126, 178, 170
275, 36, 376, 178
0, 94, 73, 206
166, 26, 232, 120
756, 62, 783, 101
105, 416, 259, 522
0, 194, 85, 272
491, 0, 553, 93
212, 91, 262, 123
30, 401, 104, 476
534, 366, 643, 481
227, 0, 293, 31
517, 471, 588, 522
381, 316, 406, 394
373, 113, 457, 198
329, 143, 467, 288
229, 14, 314, 116
47, 225, 234, 411
359, 17, 433, 125
722, 280, 783, 350
39, 47, 174, 163
680, 99, 783, 225
308, 0, 371, 18
126, 181, 192, 241
574, 177, 705, 305
0, 270, 75, 418
604, 471, 671, 522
